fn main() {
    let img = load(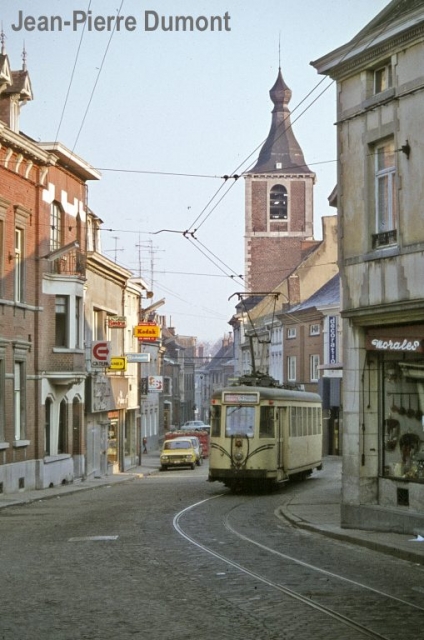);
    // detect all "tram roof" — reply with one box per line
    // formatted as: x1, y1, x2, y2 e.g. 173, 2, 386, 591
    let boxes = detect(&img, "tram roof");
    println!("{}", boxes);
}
212, 385, 321, 403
